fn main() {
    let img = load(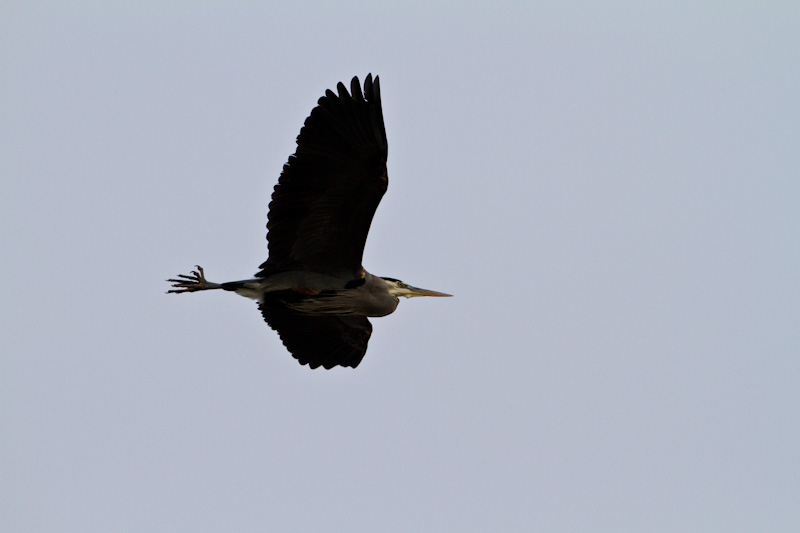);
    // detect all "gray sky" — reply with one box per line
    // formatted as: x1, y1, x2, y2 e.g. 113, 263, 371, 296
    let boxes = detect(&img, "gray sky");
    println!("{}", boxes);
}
2, 2, 799, 531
